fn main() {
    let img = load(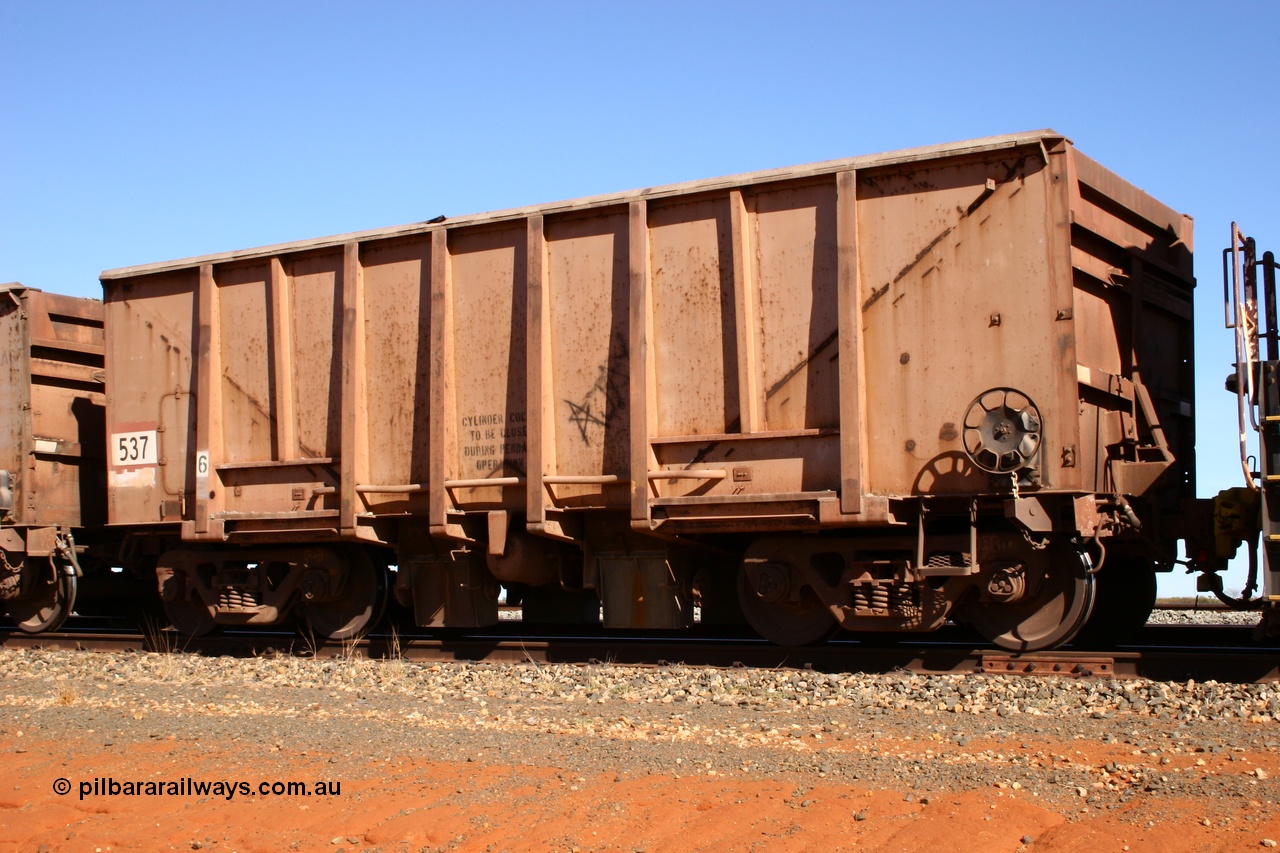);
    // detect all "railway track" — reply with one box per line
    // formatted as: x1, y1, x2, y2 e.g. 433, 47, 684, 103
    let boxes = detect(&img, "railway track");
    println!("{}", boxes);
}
3, 621, 1276, 683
